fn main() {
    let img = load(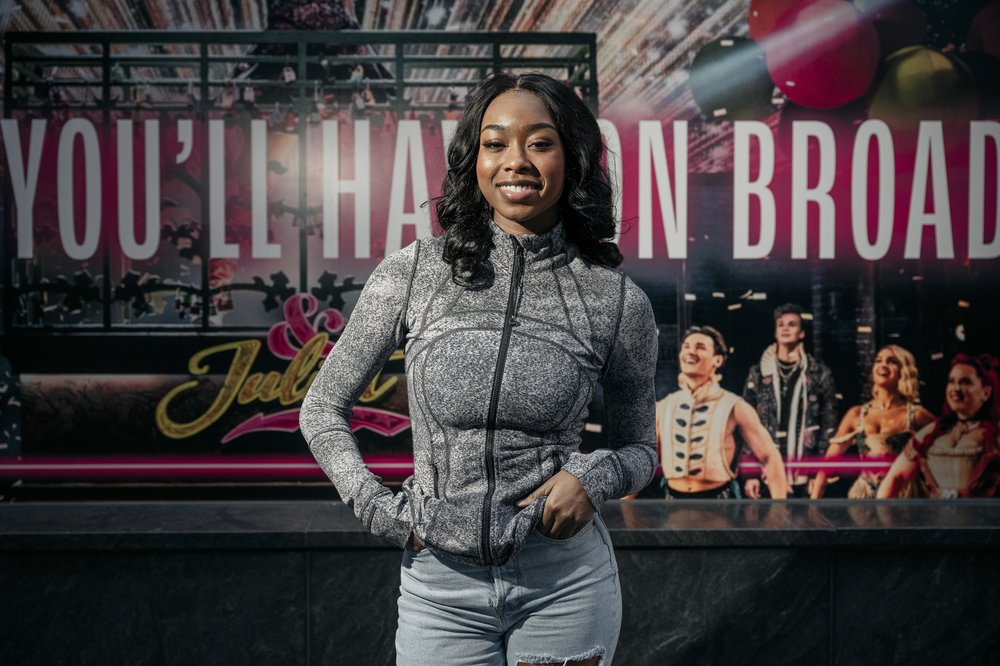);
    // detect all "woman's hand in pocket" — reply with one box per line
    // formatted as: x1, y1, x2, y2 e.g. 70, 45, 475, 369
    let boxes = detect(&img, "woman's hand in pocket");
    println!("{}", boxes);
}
406, 532, 425, 553
516, 471, 595, 539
